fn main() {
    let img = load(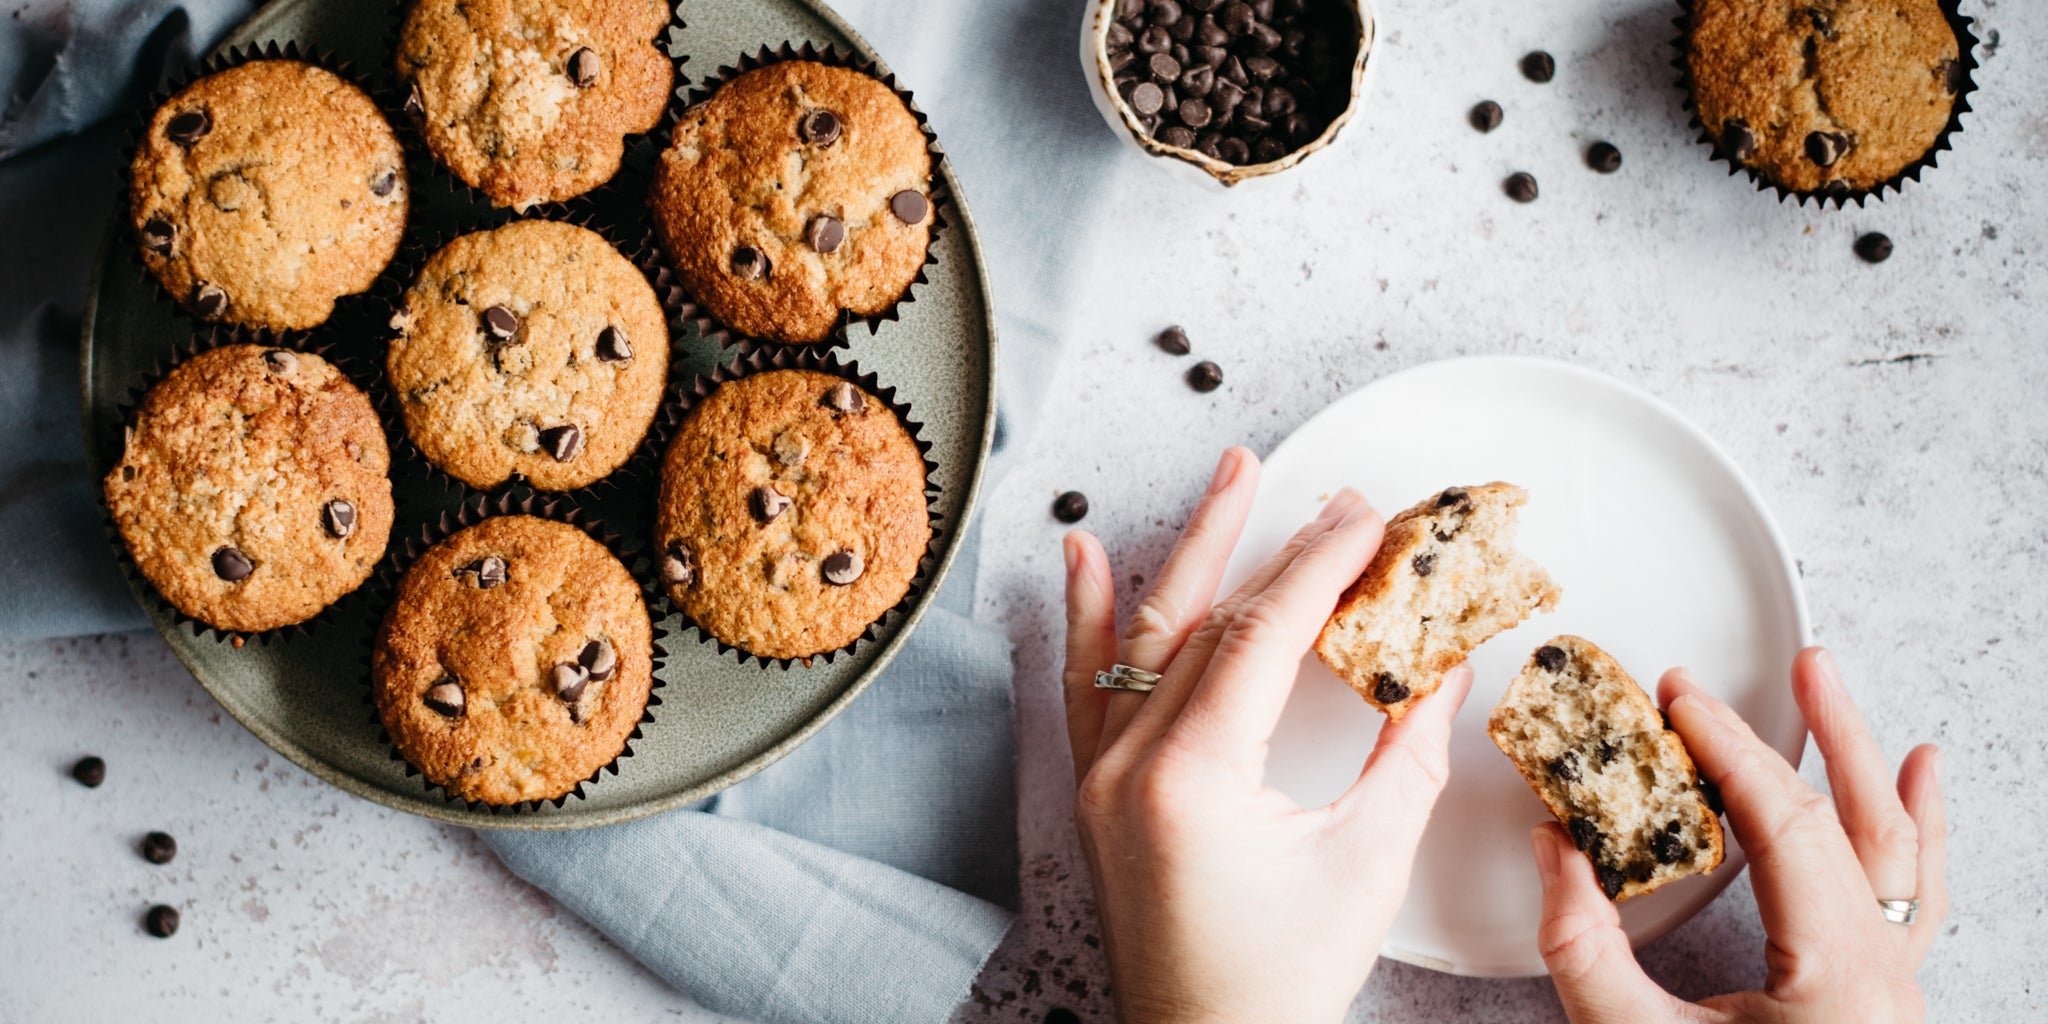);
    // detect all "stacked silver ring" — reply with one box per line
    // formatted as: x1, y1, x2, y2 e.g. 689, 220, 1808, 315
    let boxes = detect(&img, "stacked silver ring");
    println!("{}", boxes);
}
1878, 898, 1919, 925
1094, 664, 1162, 693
